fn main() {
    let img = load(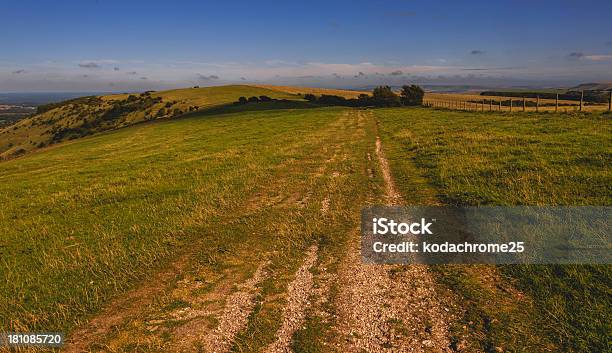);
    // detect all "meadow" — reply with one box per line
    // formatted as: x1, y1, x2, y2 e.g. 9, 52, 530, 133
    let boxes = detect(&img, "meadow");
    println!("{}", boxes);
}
424, 92, 610, 112
375, 108, 611, 352
0, 85, 299, 159
0, 103, 385, 352
0, 85, 610, 352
